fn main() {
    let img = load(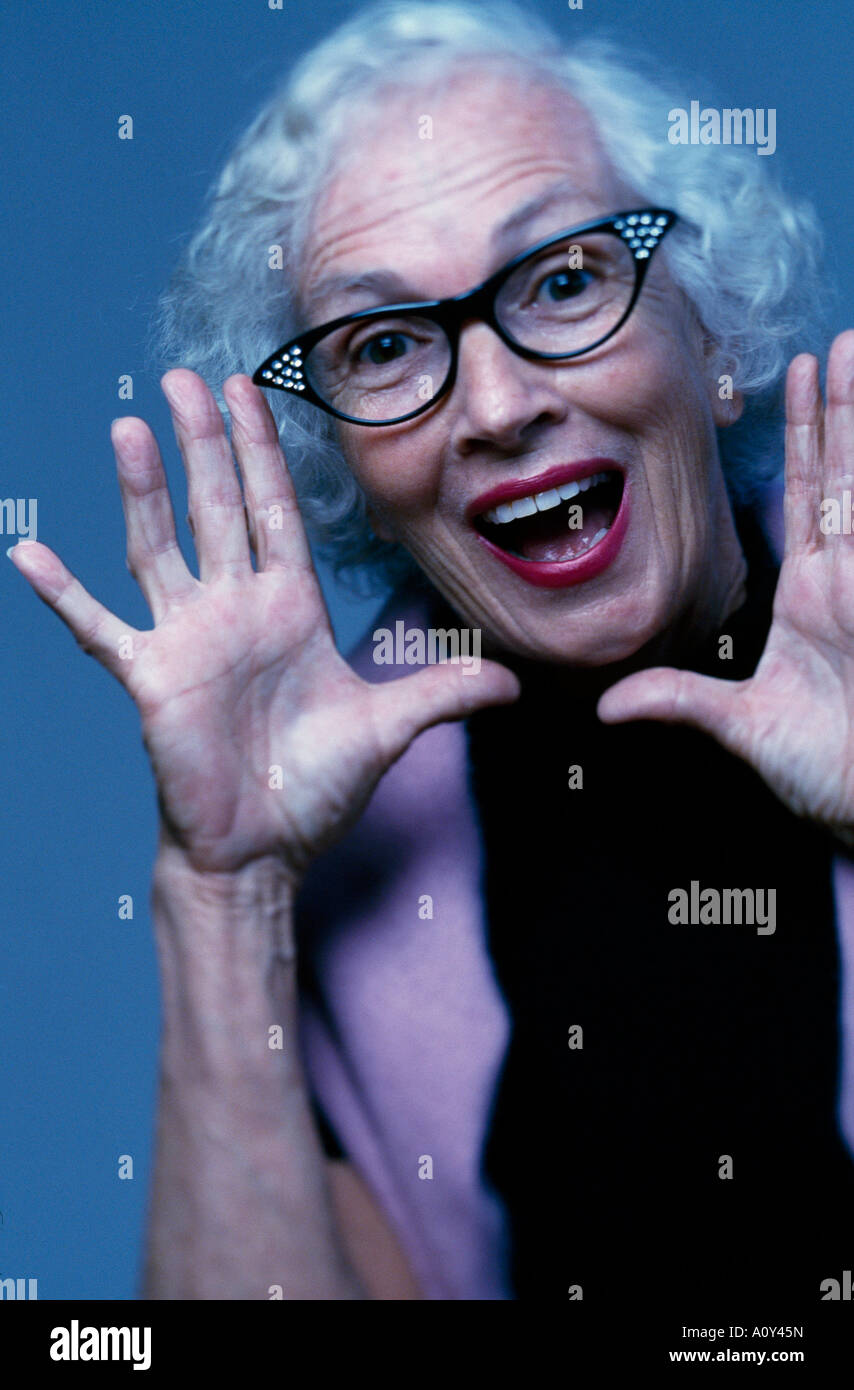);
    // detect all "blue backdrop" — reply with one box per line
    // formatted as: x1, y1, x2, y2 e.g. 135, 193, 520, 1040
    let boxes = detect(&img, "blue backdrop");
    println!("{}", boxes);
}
2, 0, 852, 1298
